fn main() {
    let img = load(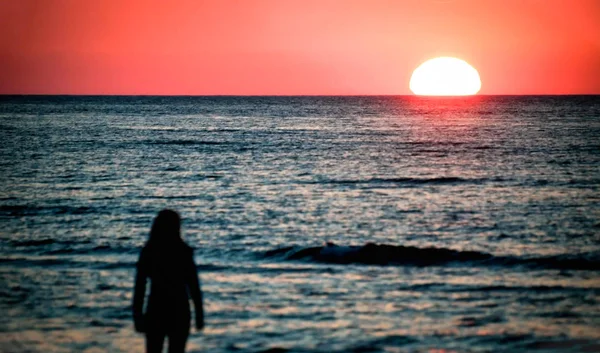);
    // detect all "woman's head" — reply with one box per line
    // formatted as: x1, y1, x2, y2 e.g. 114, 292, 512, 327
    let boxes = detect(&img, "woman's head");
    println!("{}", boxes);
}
149, 209, 181, 245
